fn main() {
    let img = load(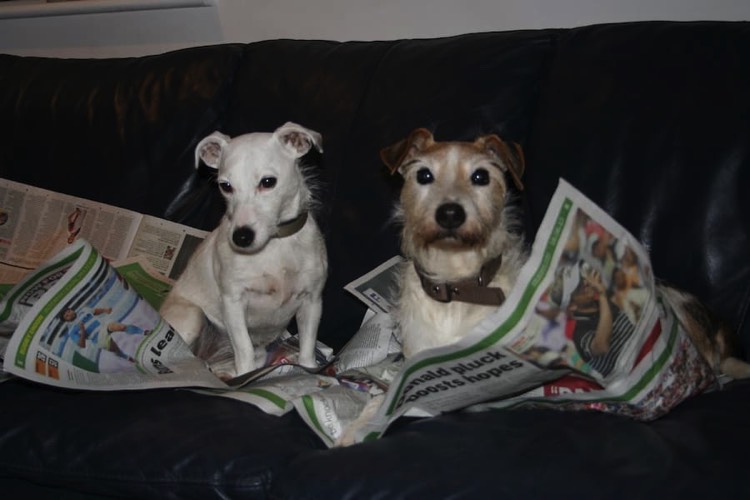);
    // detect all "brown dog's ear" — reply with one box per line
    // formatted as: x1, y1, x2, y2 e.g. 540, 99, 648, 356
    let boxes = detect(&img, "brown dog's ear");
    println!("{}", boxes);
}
380, 128, 435, 175
476, 134, 525, 191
